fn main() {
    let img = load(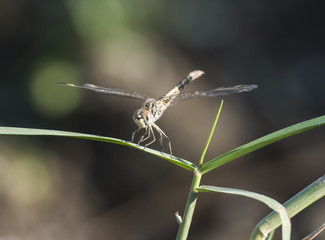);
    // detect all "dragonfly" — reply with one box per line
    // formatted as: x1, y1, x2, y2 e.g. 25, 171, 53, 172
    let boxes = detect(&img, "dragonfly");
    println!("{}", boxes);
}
58, 70, 257, 156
